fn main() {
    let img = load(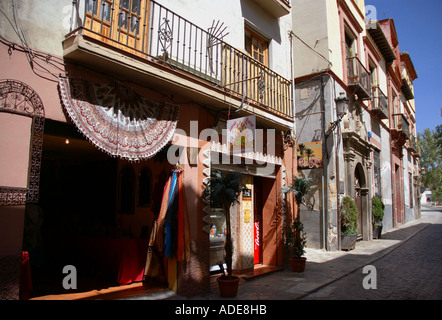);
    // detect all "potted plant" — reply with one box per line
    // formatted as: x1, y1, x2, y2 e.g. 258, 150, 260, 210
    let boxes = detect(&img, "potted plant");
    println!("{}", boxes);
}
284, 217, 307, 272
281, 176, 315, 272
202, 170, 244, 298
340, 196, 358, 250
372, 196, 384, 239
